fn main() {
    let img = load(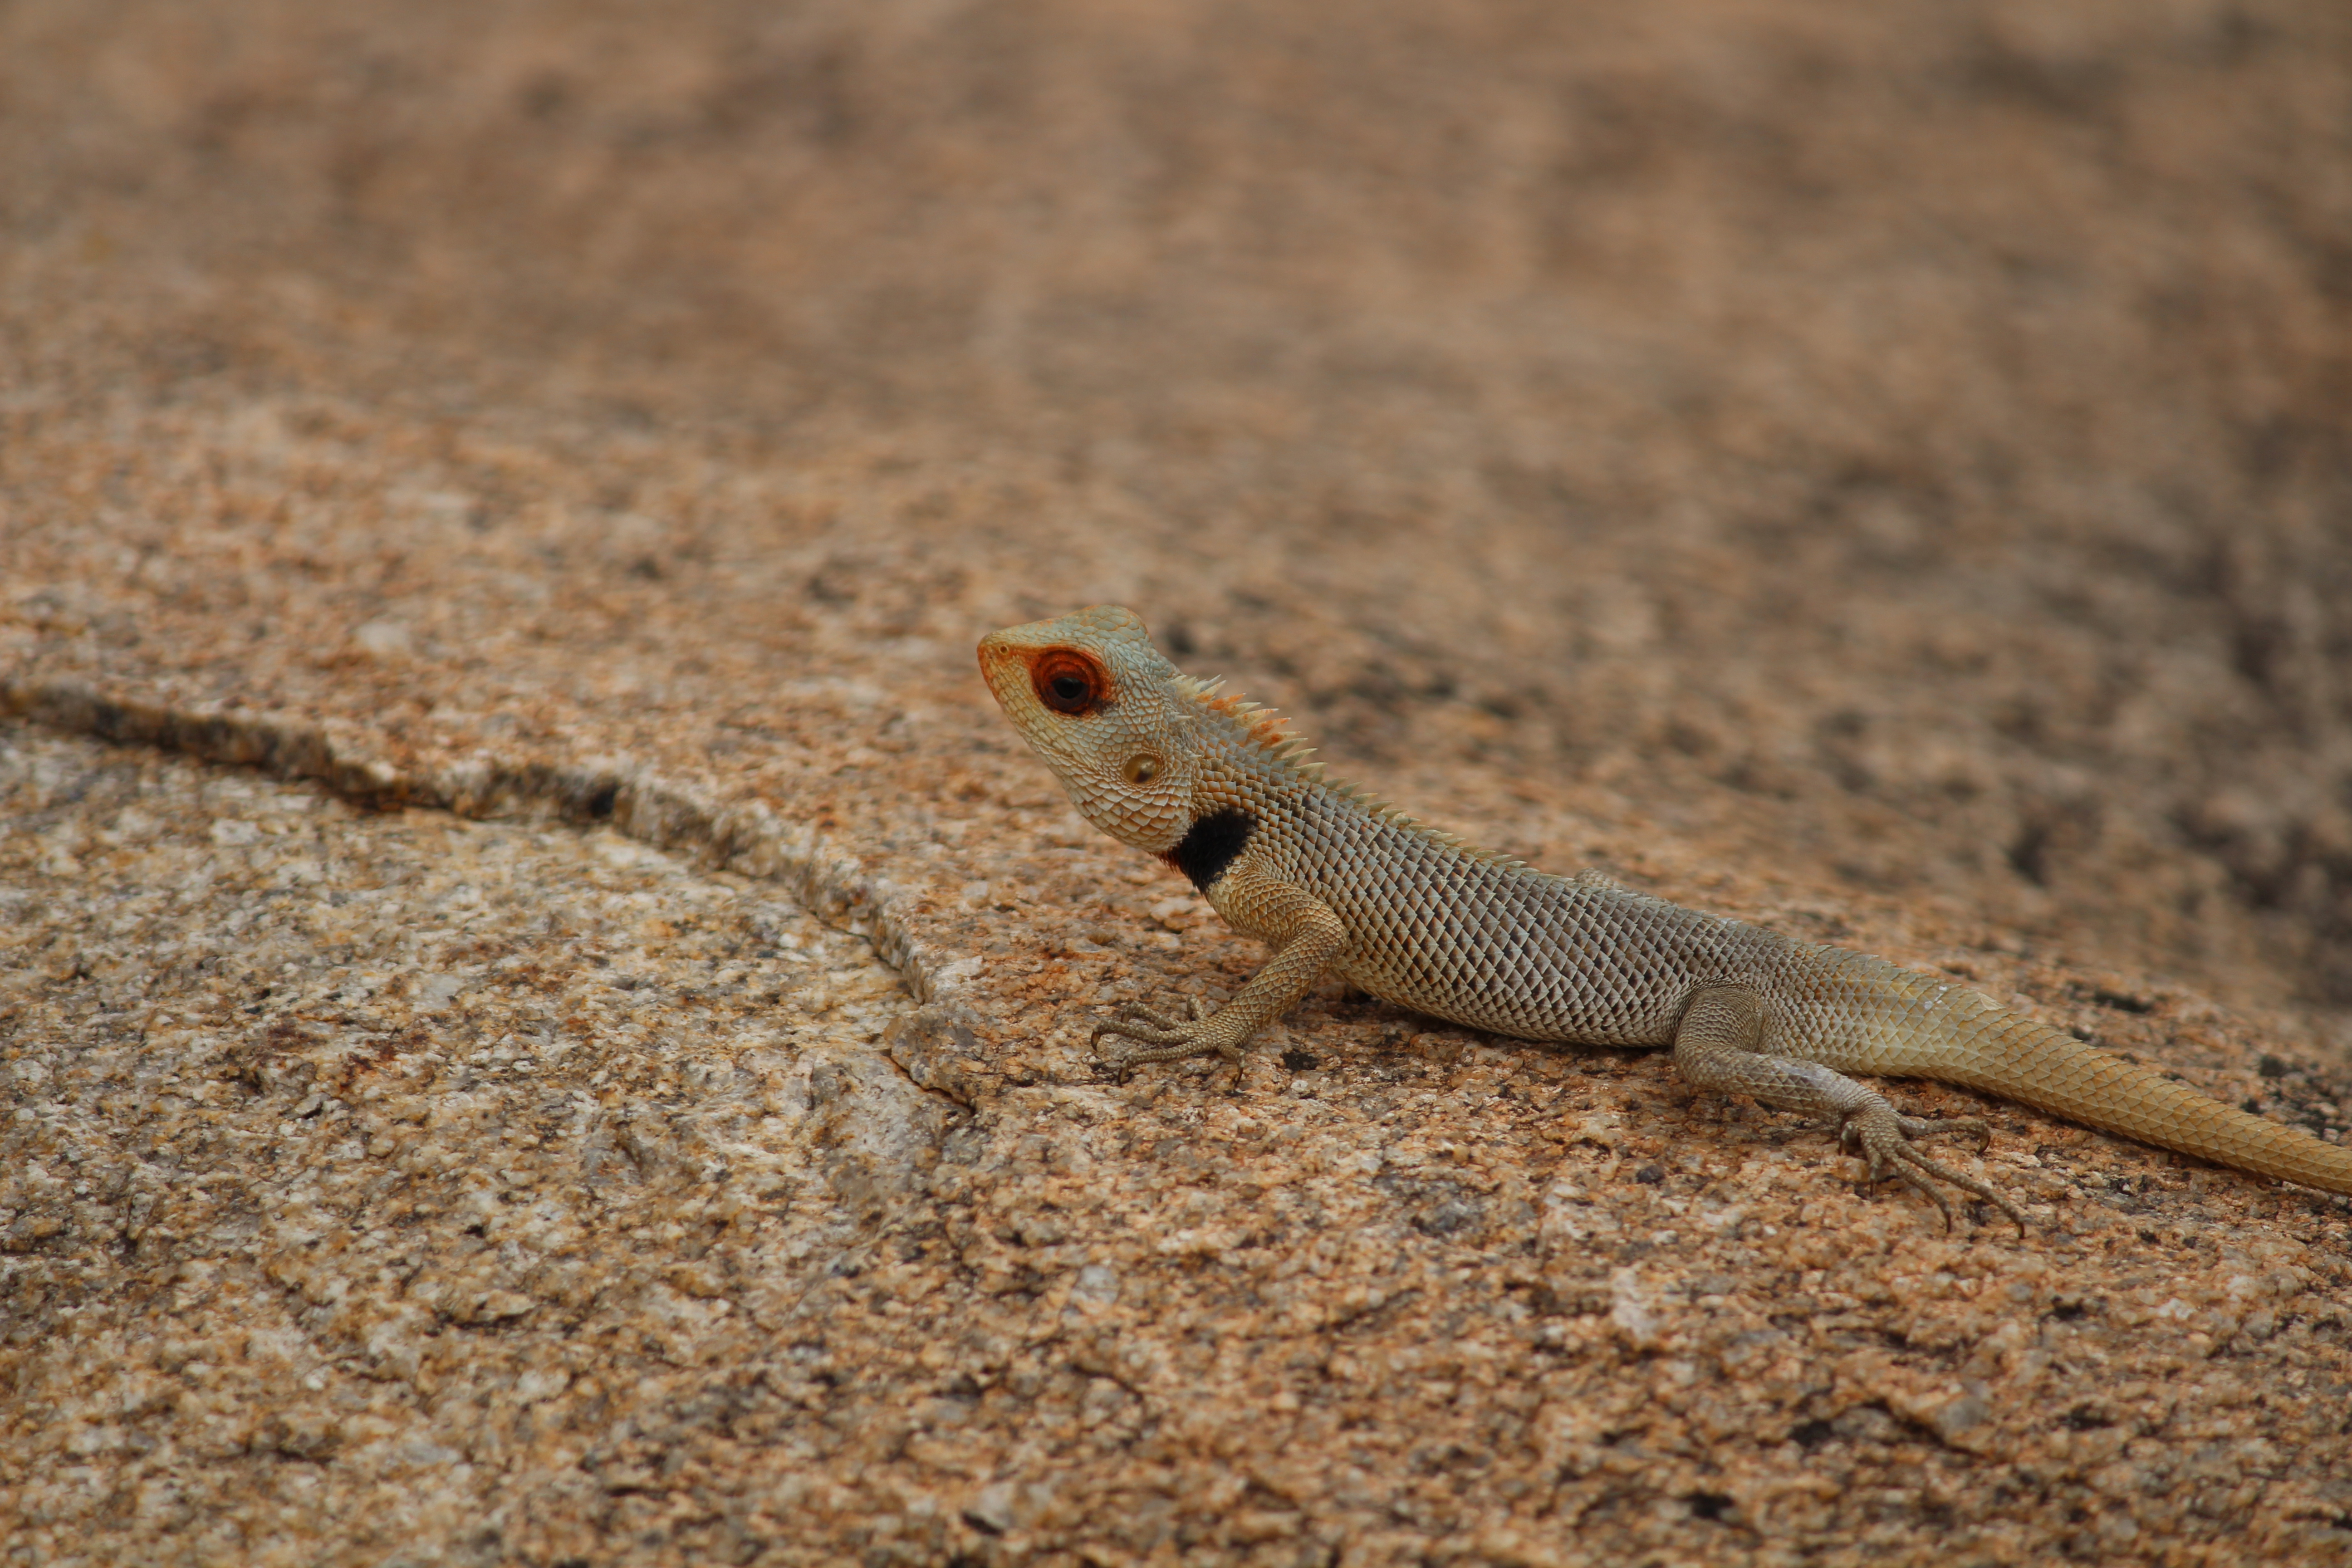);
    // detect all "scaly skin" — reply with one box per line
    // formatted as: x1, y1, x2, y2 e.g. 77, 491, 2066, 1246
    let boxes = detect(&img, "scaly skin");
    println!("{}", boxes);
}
978, 604, 2352, 1230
